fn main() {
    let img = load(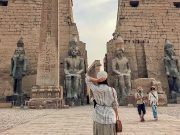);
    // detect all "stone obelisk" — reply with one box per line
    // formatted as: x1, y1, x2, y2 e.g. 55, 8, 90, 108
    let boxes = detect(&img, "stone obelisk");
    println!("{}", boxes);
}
28, 0, 63, 109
